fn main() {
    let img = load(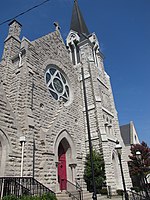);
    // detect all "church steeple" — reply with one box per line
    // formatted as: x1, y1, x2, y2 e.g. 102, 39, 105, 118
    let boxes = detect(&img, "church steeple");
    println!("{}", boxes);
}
67, 0, 99, 65
70, 0, 89, 36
